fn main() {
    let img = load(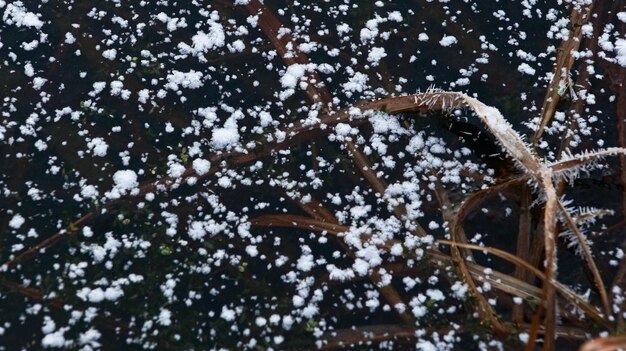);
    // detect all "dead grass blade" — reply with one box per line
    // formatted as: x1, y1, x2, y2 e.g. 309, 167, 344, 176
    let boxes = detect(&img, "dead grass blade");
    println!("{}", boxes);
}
433, 181, 509, 336
515, 323, 589, 341
514, 184, 533, 323
2, 93, 455, 269
319, 322, 588, 350
549, 148, 626, 174
557, 201, 611, 316
287, 193, 336, 222
438, 241, 545, 285
251, 212, 609, 328
345, 141, 429, 238
244, 0, 332, 106
436, 241, 608, 328
319, 324, 446, 350
2, 211, 99, 270
251, 211, 416, 325
408, 92, 562, 349
532, 171, 559, 351
532, 2, 595, 143
452, 176, 528, 255
250, 214, 348, 235
244, 0, 431, 243
580, 335, 626, 351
